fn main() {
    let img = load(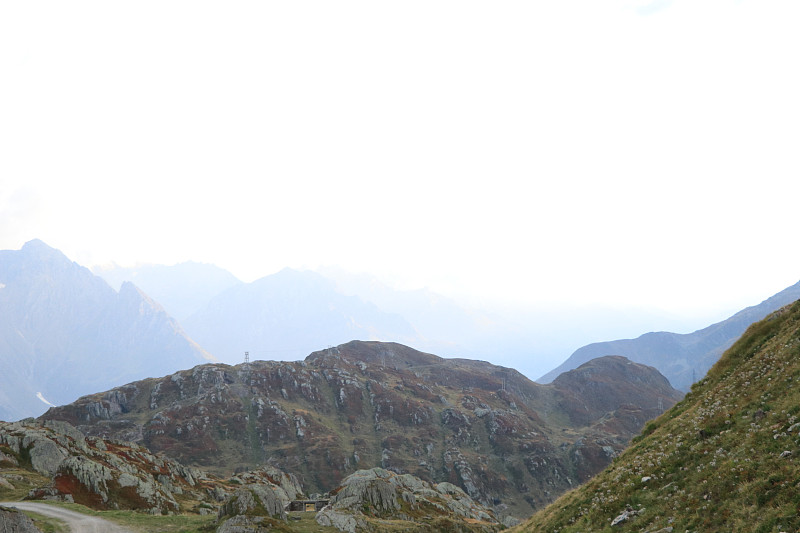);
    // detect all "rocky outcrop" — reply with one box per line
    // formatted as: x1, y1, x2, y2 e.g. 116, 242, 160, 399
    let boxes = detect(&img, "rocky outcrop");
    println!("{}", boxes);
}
0, 420, 209, 514
0, 505, 42, 533
218, 485, 286, 520
215, 468, 305, 531
316, 468, 501, 533
228, 465, 302, 504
